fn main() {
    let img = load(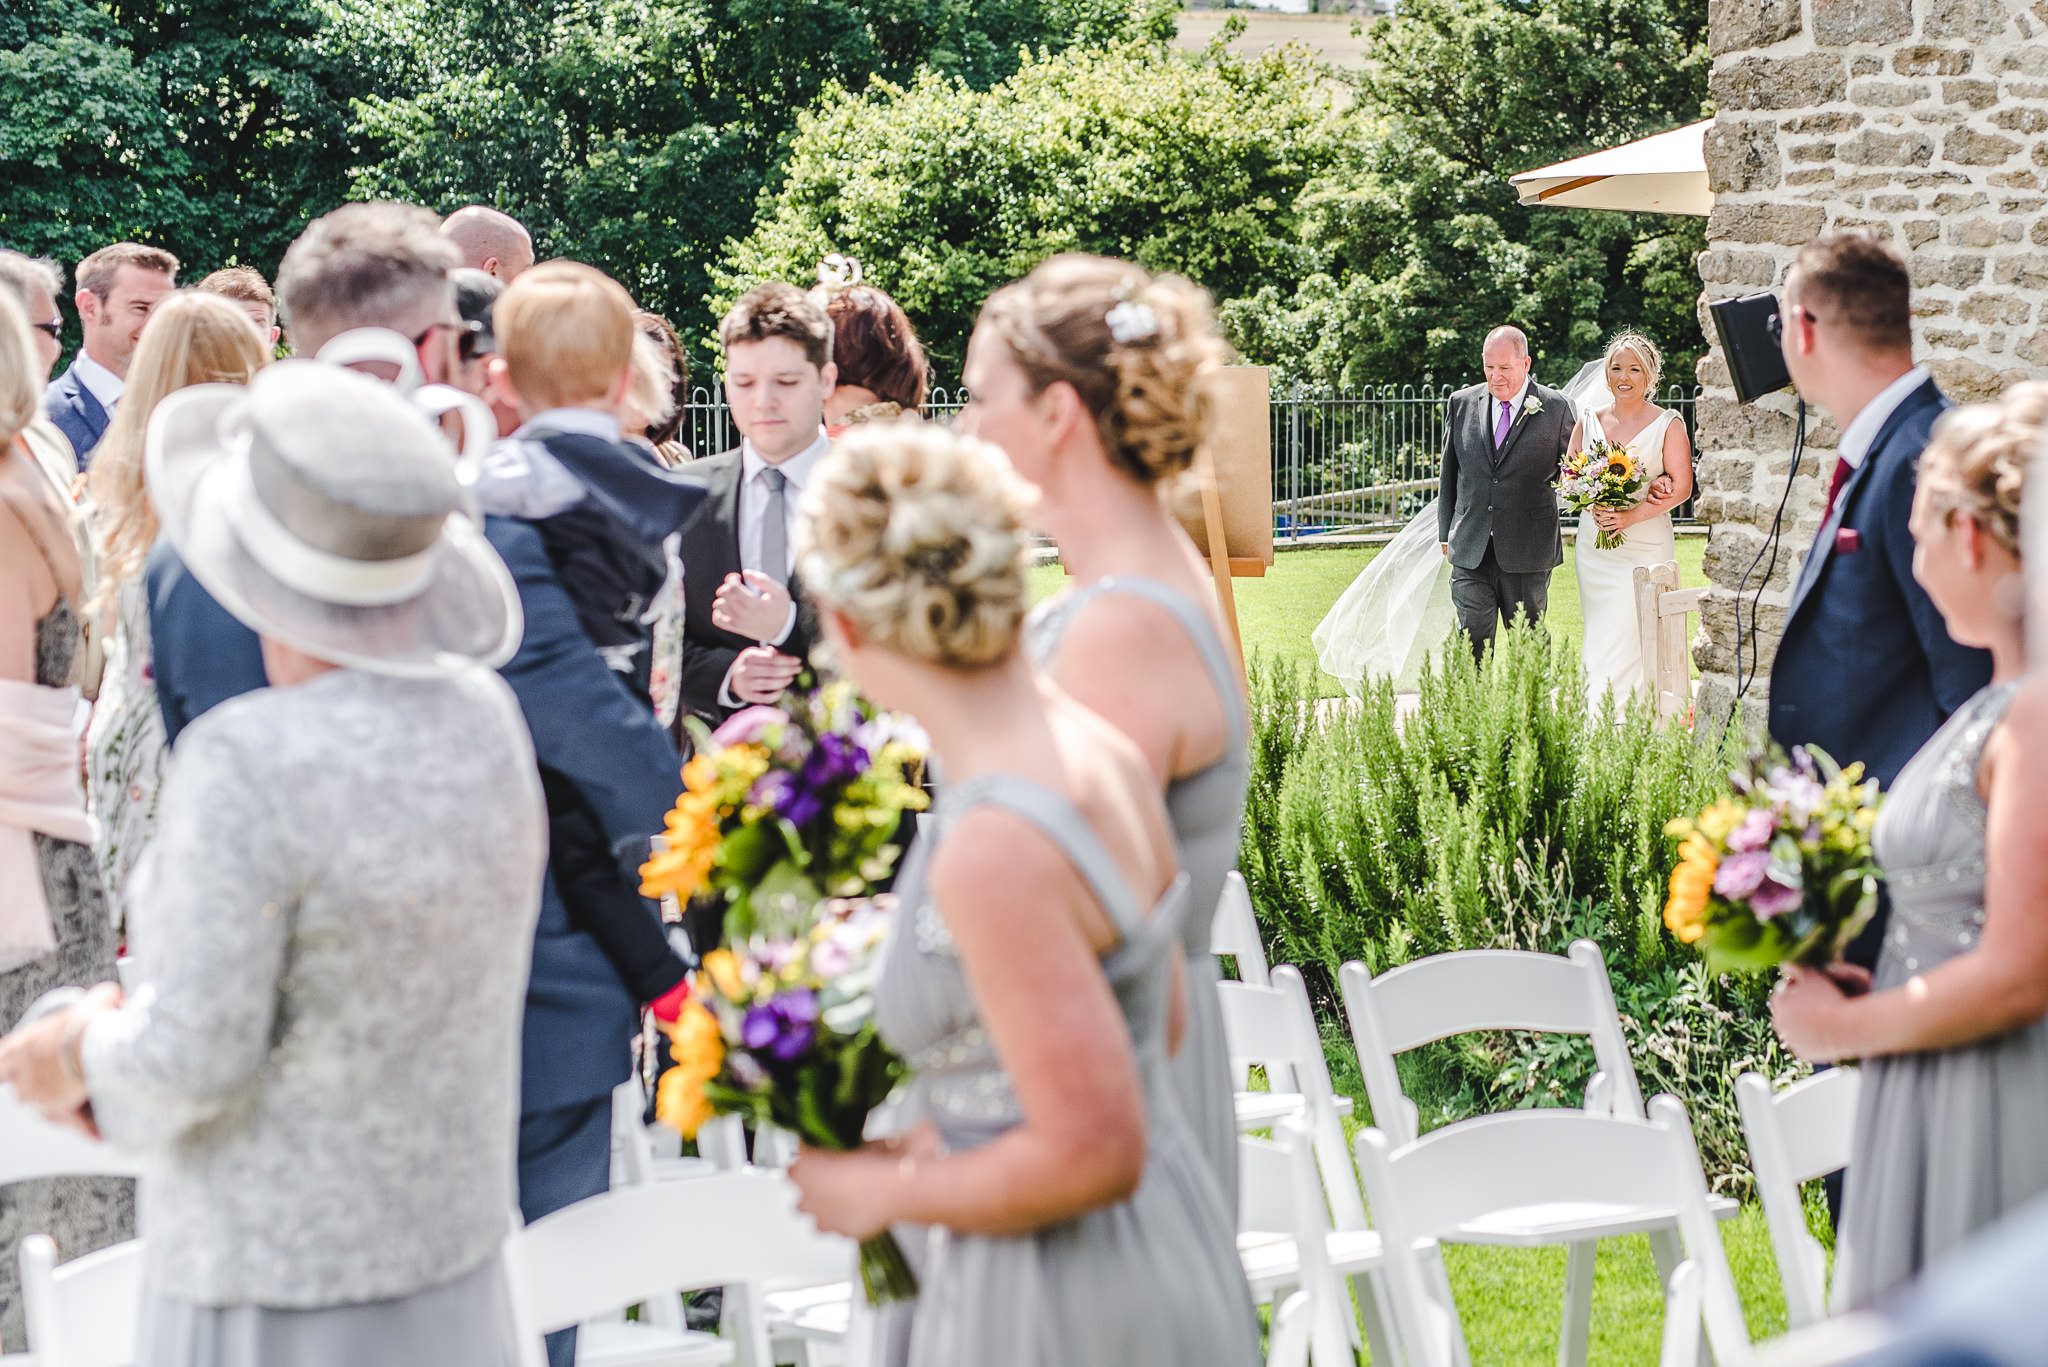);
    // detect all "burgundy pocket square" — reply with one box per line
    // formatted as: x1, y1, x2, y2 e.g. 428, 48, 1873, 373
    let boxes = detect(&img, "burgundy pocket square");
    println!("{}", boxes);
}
1835, 528, 1863, 554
